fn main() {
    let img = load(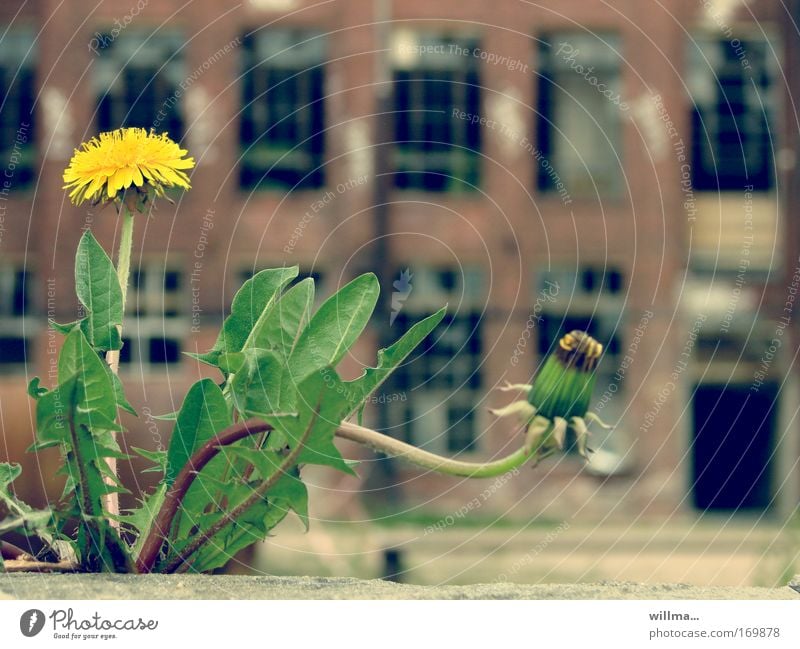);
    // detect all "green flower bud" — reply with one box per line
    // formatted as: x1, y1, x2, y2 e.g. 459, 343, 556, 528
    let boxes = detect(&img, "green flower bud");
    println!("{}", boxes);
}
528, 330, 602, 420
